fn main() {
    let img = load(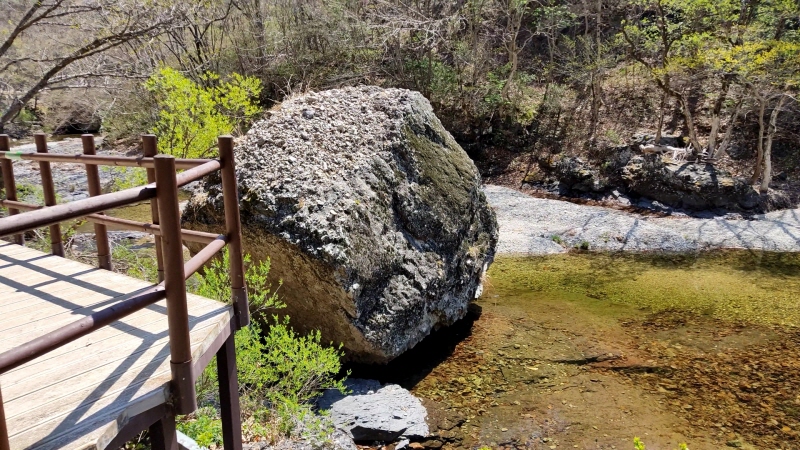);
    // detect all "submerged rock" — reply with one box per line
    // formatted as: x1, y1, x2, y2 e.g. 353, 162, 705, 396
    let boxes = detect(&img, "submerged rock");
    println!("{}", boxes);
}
622, 155, 761, 211
183, 86, 498, 363
317, 379, 429, 442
